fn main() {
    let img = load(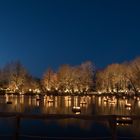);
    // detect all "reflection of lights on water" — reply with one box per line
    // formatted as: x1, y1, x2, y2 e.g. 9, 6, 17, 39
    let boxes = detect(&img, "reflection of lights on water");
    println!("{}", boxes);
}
80, 96, 87, 107
47, 96, 54, 104
74, 96, 78, 107
29, 97, 31, 105
117, 123, 130, 126
116, 117, 133, 126
108, 98, 116, 105
48, 102, 53, 107
54, 97, 58, 108
46, 96, 54, 107
92, 95, 95, 99
15, 98, 17, 105
36, 101, 39, 106
103, 102, 107, 106
20, 95, 24, 104
125, 100, 132, 108
65, 101, 71, 107
126, 107, 131, 111
138, 101, 140, 108
98, 97, 102, 106
103, 97, 108, 102
86, 96, 91, 103
2, 95, 139, 115
65, 96, 71, 107
5, 94, 9, 102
